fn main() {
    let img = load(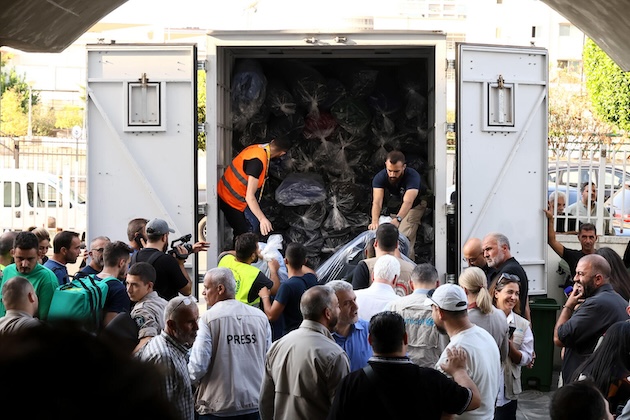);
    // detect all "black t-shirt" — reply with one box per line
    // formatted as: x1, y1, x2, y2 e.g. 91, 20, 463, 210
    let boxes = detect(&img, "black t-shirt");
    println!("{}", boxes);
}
372, 167, 422, 214
491, 257, 529, 316
248, 271, 274, 303
273, 273, 318, 335
350, 260, 370, 291
561, 247, 585, 279
328, 358, 471, 420
243, 158, 264, 179
134, 248, 188, 300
